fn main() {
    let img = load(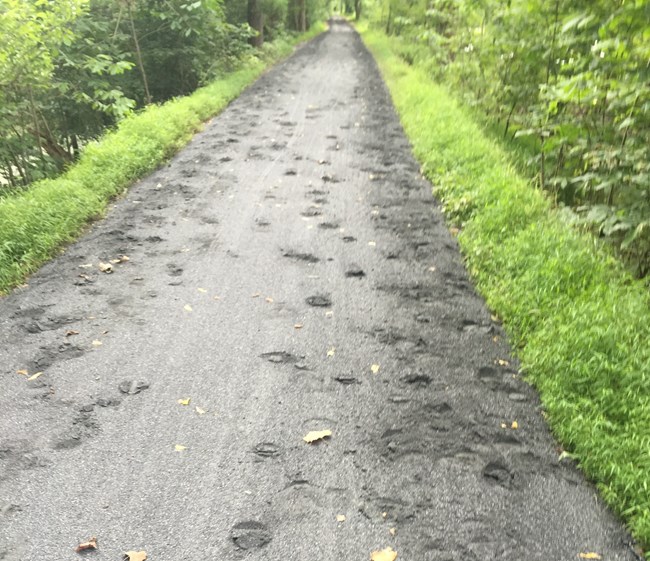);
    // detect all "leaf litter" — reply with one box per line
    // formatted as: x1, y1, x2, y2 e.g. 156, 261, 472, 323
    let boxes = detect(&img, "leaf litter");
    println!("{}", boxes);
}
303, 430, 332, 443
